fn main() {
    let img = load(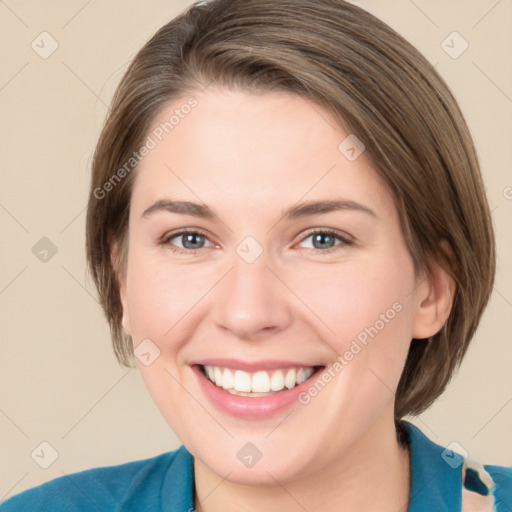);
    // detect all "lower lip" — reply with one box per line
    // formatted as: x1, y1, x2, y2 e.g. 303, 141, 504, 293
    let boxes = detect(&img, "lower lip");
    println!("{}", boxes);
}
192, 365, 323, 420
